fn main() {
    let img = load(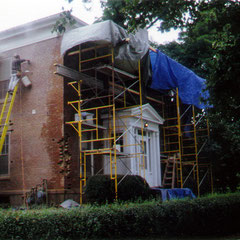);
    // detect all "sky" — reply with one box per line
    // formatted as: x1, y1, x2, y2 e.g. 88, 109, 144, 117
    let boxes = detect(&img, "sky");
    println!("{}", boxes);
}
0, 0, 179, 44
